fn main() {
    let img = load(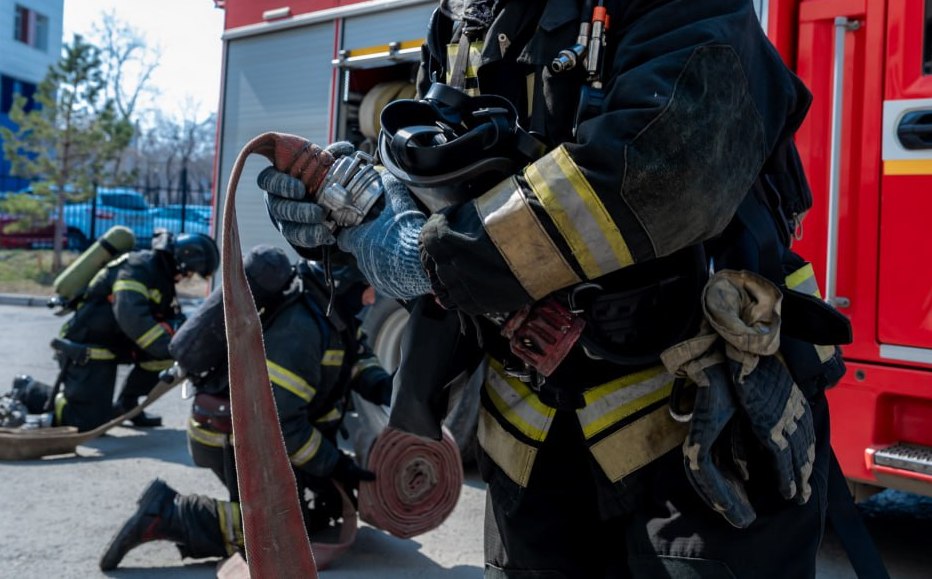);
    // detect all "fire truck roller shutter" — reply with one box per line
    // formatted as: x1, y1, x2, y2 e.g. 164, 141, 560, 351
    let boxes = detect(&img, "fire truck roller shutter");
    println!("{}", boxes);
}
359, 81, 417, 141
